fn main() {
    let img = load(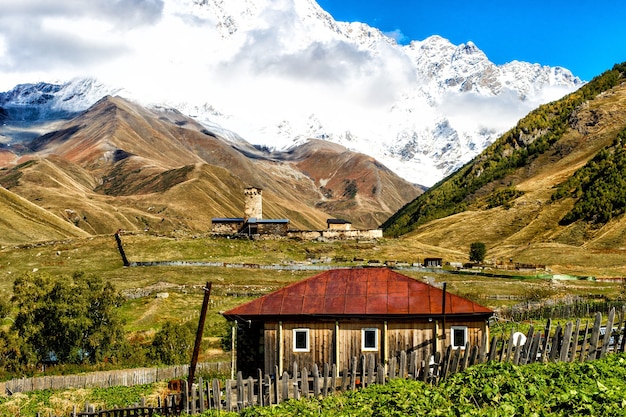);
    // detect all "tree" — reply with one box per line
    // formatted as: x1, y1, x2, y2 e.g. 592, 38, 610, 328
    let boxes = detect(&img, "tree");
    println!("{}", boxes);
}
11, 271, 125, 365
469, 242, 487, 263
149, 321, 194, 365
